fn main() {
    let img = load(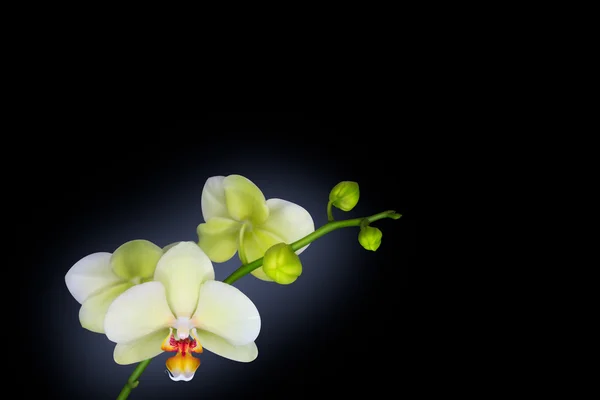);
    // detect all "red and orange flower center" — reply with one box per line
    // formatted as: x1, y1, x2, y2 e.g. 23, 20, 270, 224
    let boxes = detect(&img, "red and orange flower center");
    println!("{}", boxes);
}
162, 334, 202, 355
161, 331, 203, 381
